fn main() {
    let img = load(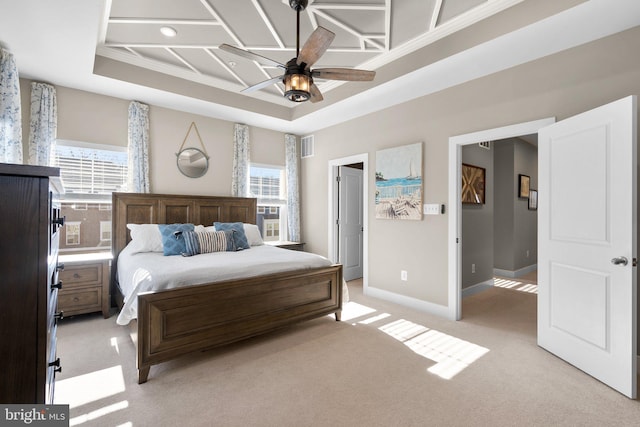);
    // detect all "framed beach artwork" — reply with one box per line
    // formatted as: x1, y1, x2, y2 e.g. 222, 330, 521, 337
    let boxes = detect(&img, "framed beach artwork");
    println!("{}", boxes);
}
375, 142, 423, 220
